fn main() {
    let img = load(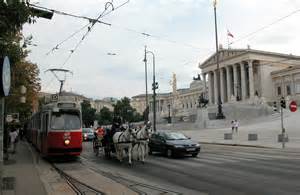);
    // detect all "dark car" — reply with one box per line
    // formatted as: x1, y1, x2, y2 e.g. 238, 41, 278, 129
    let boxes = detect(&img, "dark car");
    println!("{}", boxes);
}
149, 131, 201, 157
82, 128, 95, 141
